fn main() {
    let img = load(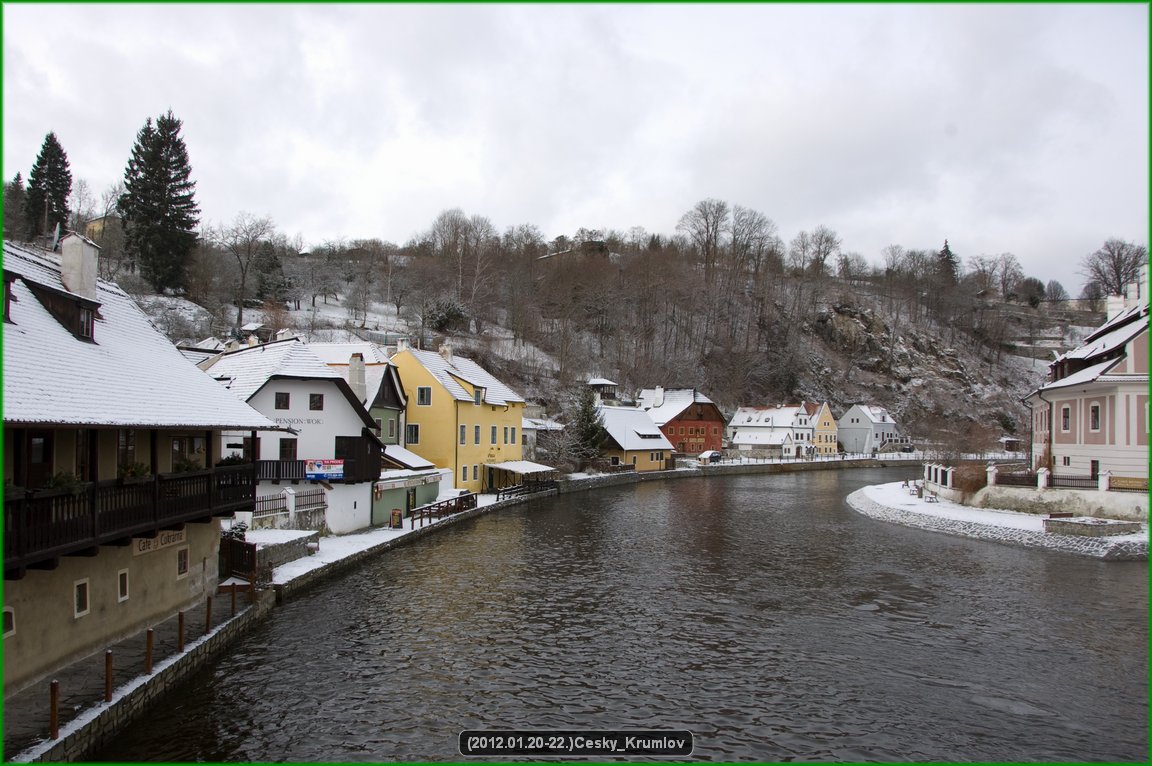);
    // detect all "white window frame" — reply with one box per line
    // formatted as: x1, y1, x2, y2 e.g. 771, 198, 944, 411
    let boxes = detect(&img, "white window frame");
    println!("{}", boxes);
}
1061, 405, 1071, 432
74, 578, 91, 618
459, 424, 467, 445
1089, 402, 1101, 432
117, 568, 130, 603
406, 424, 420, 444
417, 387, 432, 406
